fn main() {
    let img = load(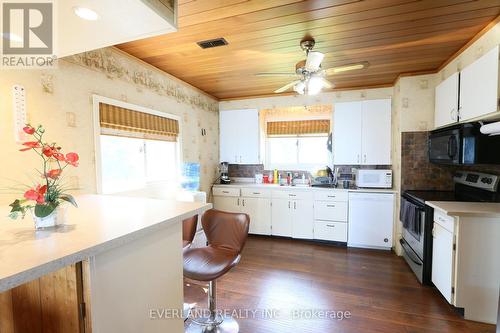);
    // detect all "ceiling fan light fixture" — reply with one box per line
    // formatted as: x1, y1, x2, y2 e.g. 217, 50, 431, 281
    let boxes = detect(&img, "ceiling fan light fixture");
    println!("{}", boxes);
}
307, 77, 323, 95
293, 81, 306, 95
